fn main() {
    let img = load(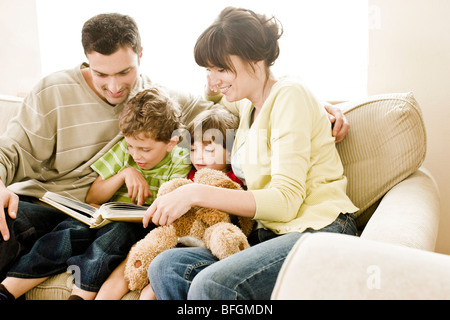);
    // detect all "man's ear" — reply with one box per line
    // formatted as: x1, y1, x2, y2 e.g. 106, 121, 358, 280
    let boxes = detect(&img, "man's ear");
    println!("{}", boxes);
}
166, 136, 180, 152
